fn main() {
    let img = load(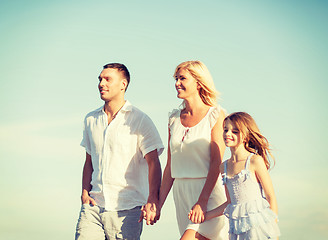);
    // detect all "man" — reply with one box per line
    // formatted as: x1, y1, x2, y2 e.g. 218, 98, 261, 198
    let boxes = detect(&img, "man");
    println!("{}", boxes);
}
75, 63, 164, 240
